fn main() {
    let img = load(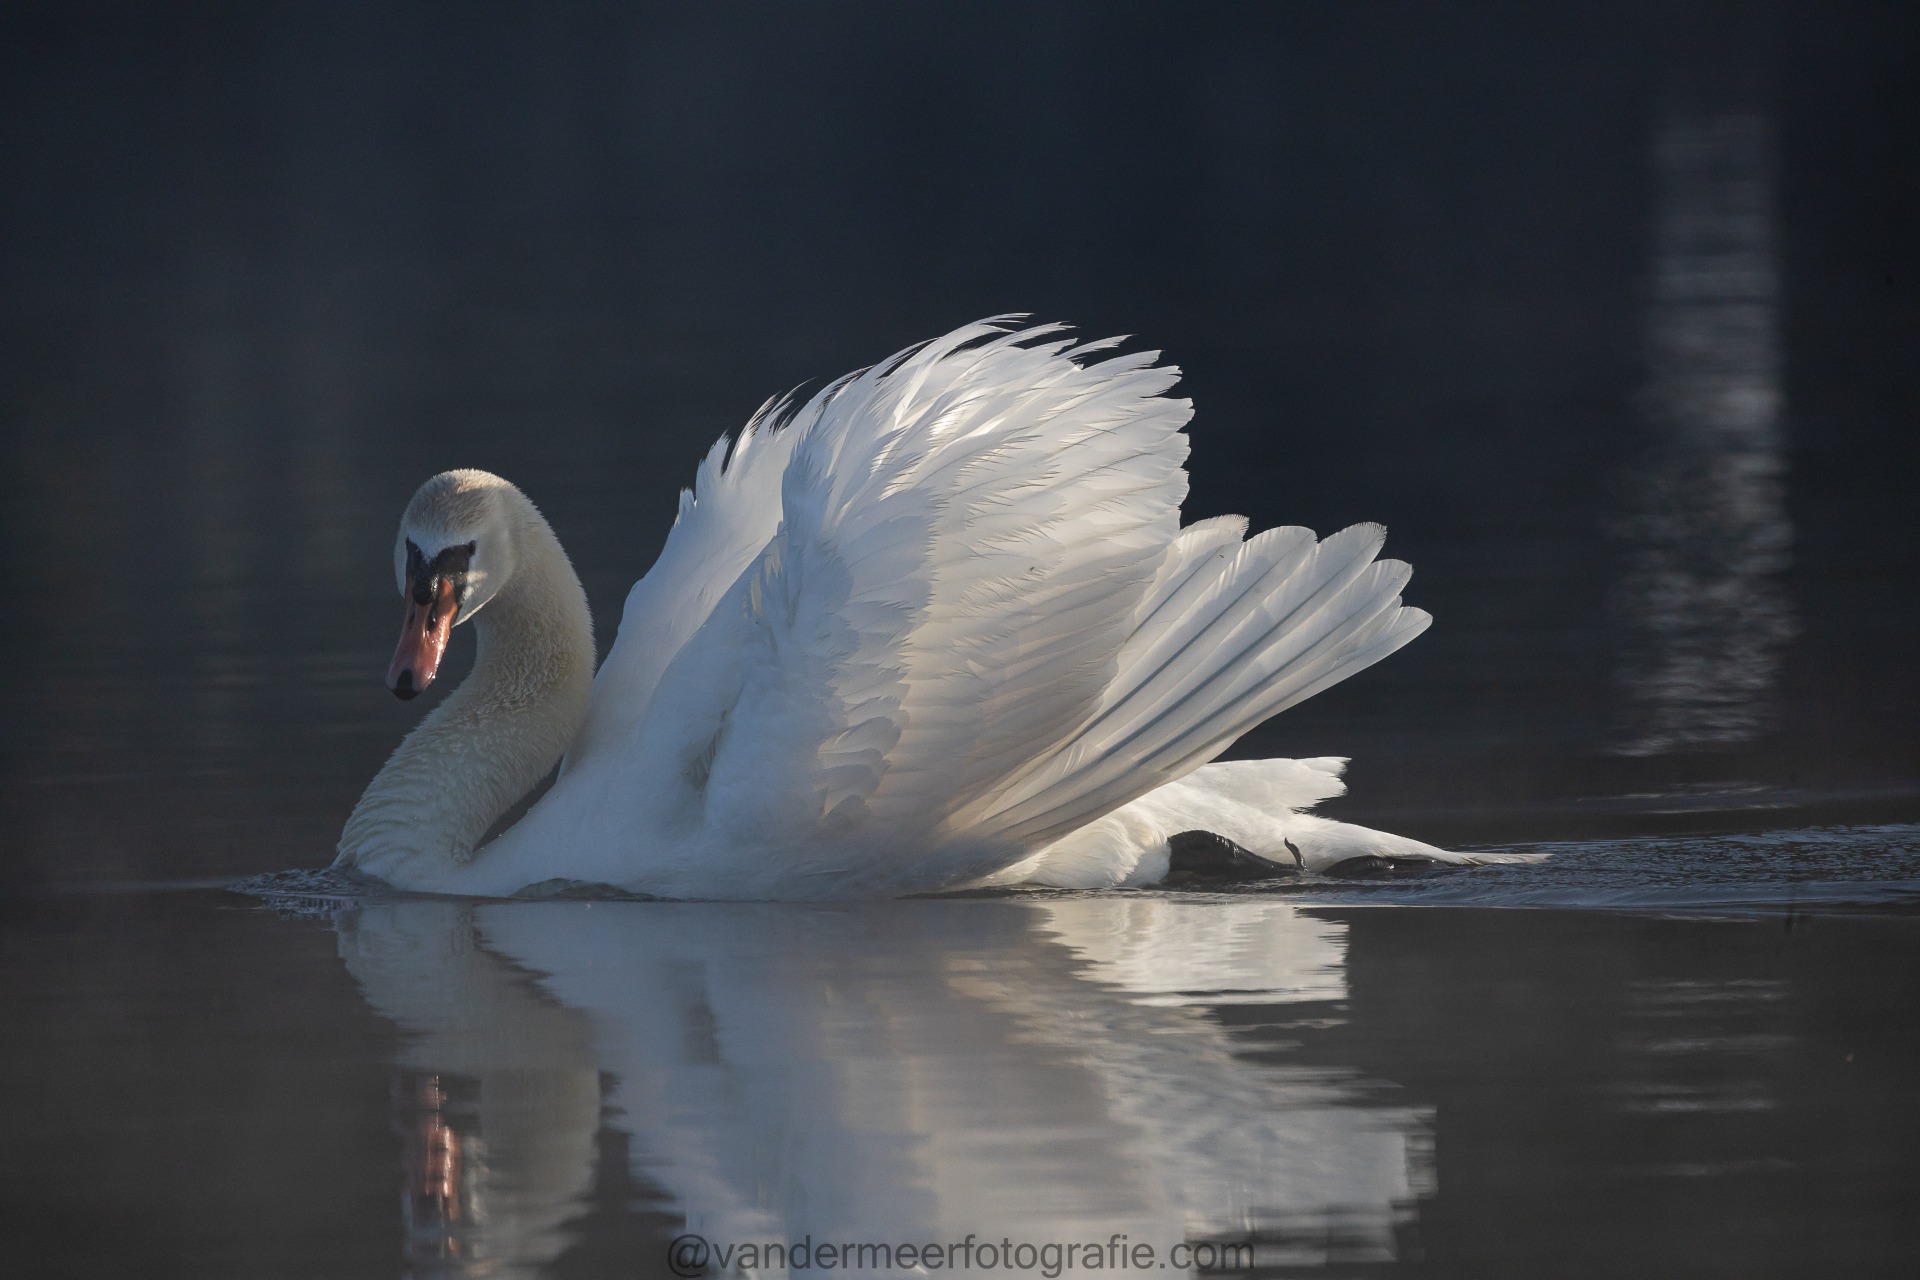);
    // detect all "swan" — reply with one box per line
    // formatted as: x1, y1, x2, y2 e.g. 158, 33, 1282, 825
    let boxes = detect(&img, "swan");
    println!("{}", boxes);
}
335, 318, 1491, 899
